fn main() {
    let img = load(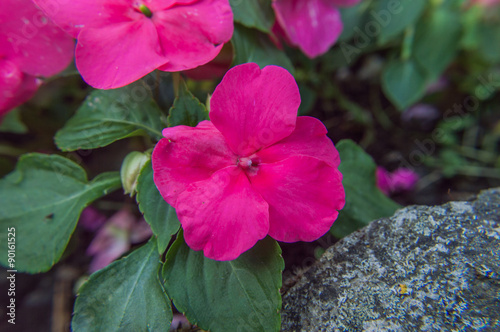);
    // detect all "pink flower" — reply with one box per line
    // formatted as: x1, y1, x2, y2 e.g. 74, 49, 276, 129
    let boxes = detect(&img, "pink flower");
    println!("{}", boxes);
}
376, 167, 419, 196
33, 0, 234, 89
152, 63, 345, 261
86, 209, 152, 273
0, 0, 74, 117
272, 0, 361, 58
469, 0, 500, 7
